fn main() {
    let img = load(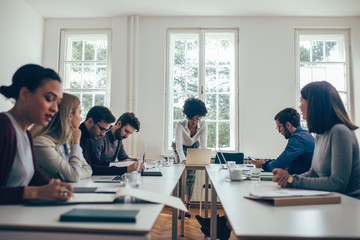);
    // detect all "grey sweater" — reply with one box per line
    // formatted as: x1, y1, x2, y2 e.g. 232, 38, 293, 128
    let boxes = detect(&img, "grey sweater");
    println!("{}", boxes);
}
292, 124, 360, 199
